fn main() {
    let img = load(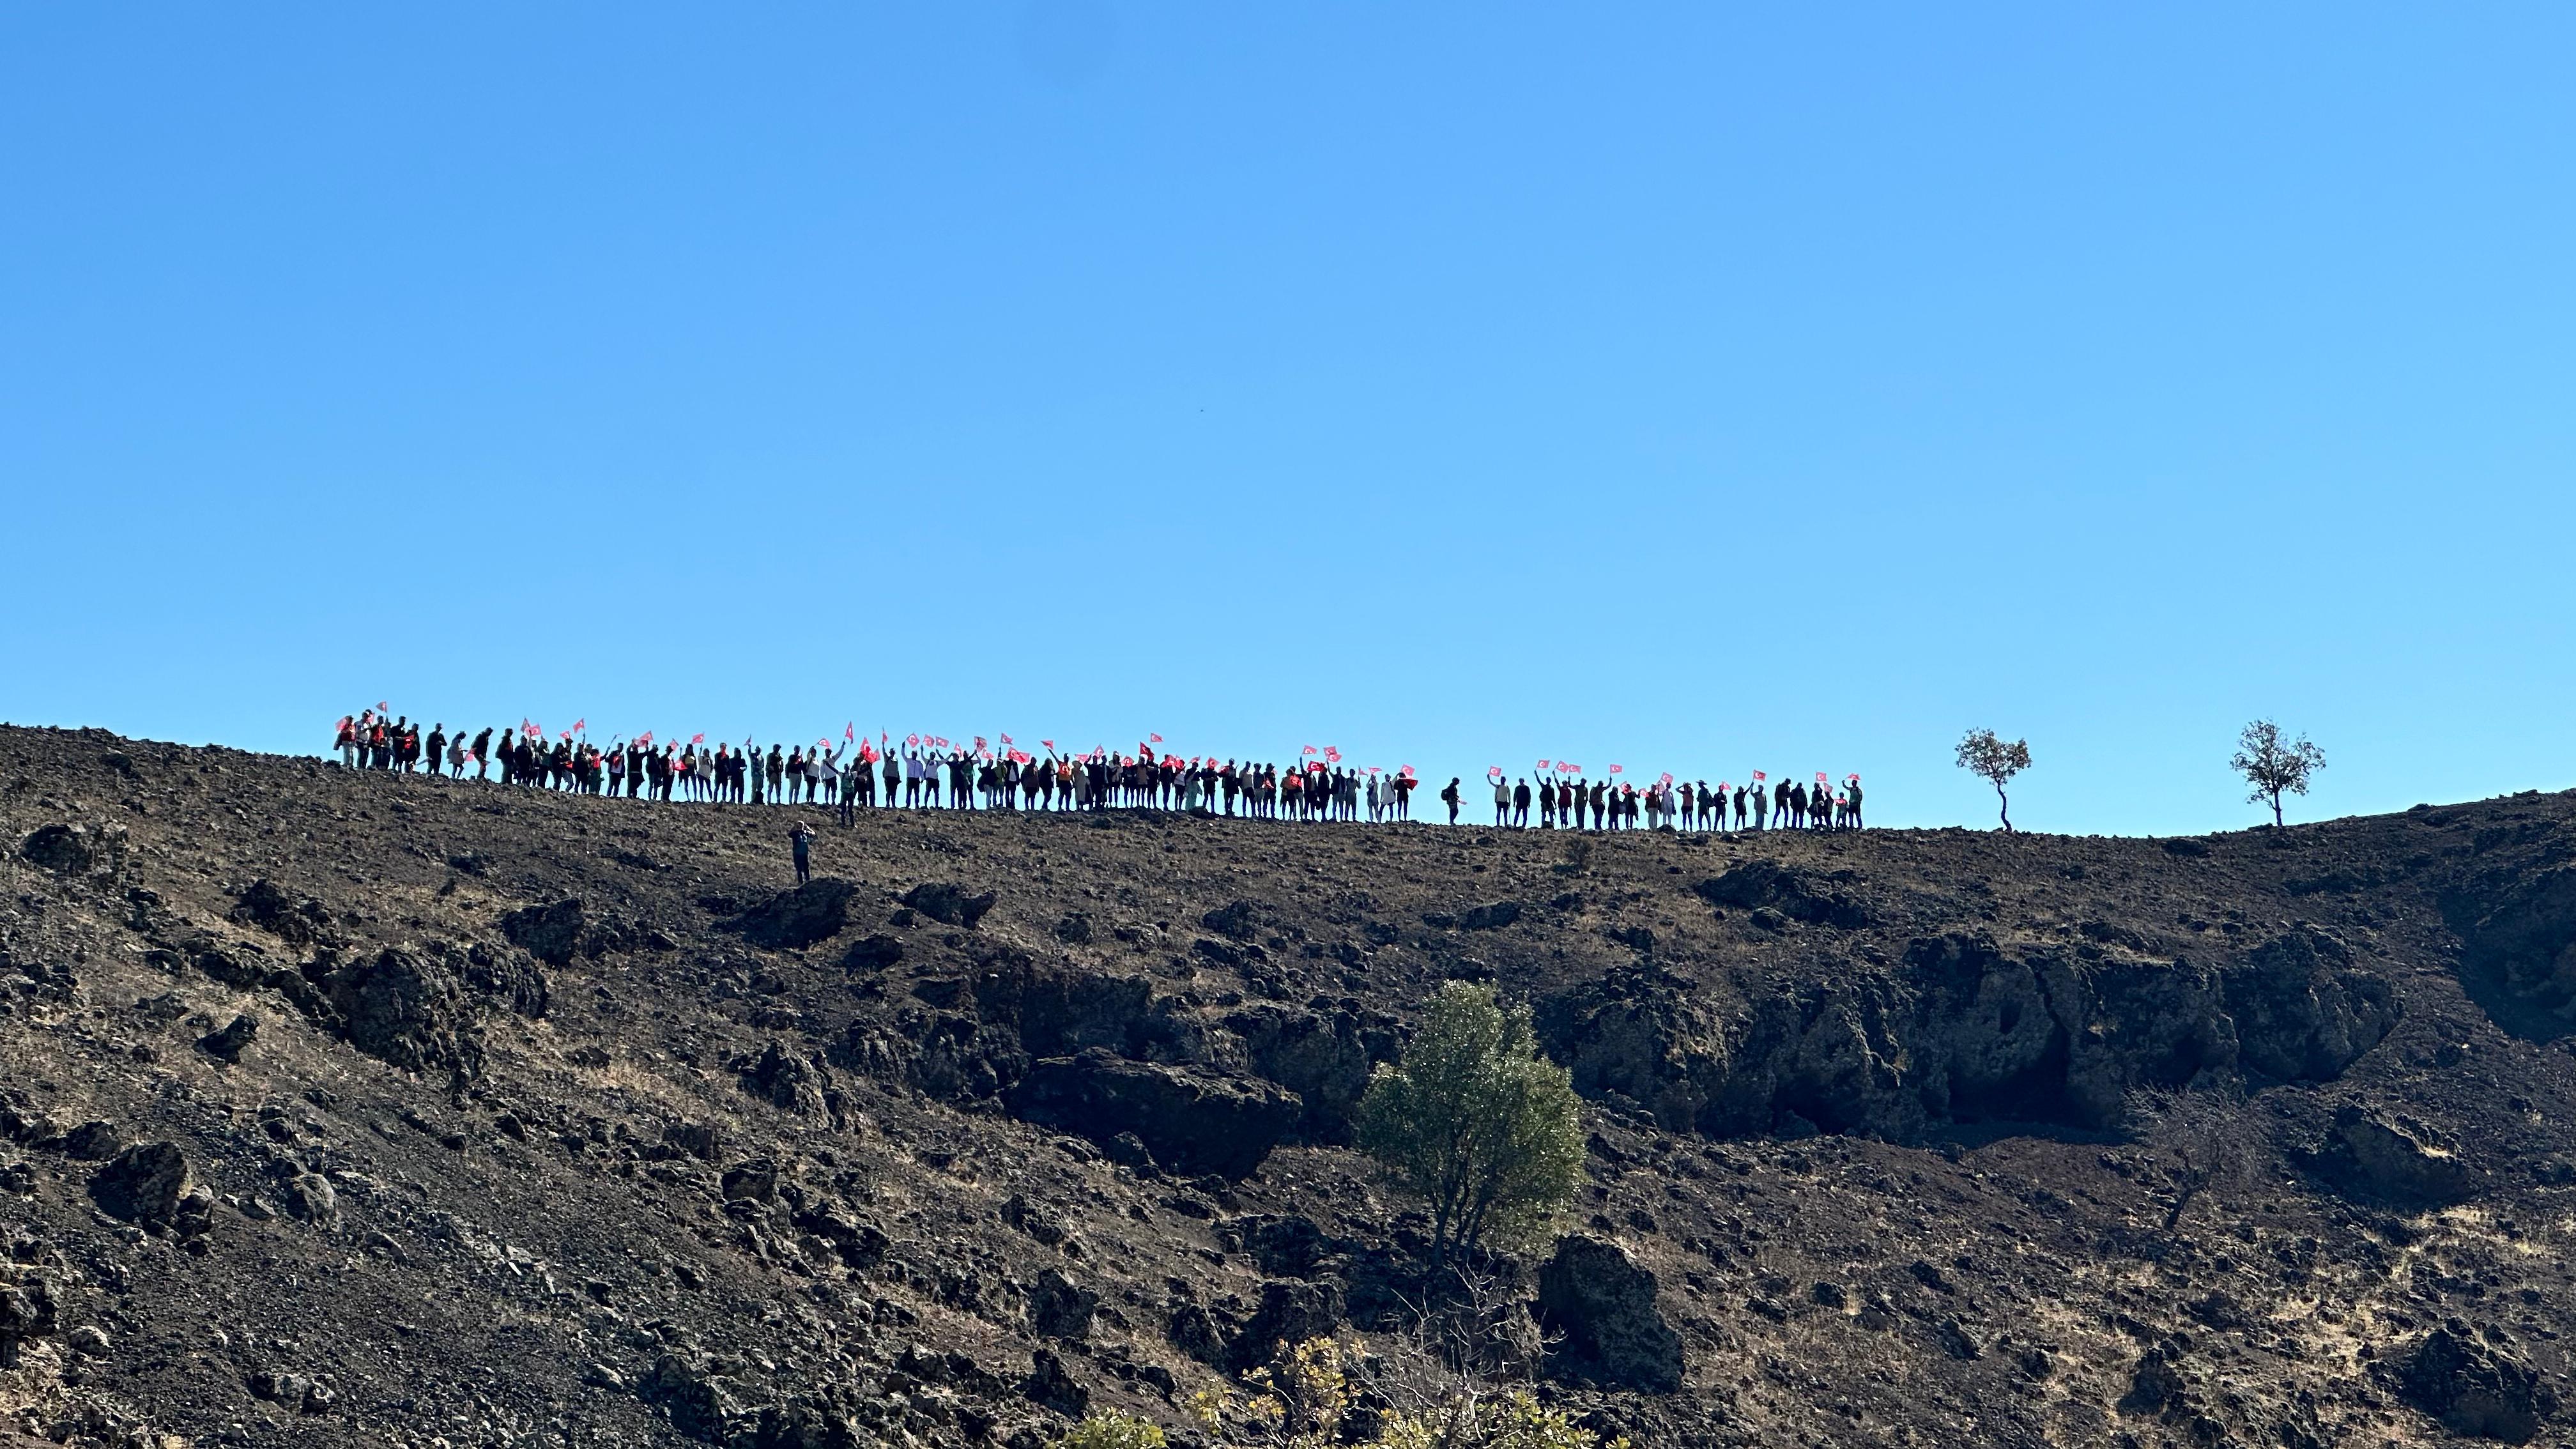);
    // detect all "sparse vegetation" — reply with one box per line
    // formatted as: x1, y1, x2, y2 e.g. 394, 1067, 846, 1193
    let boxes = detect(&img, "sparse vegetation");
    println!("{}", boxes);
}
2231, 718, 2326, 827
1955, 728, 2032, 831
1356, 982, 1585, 1280
1175, 1337, 1628, 1449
